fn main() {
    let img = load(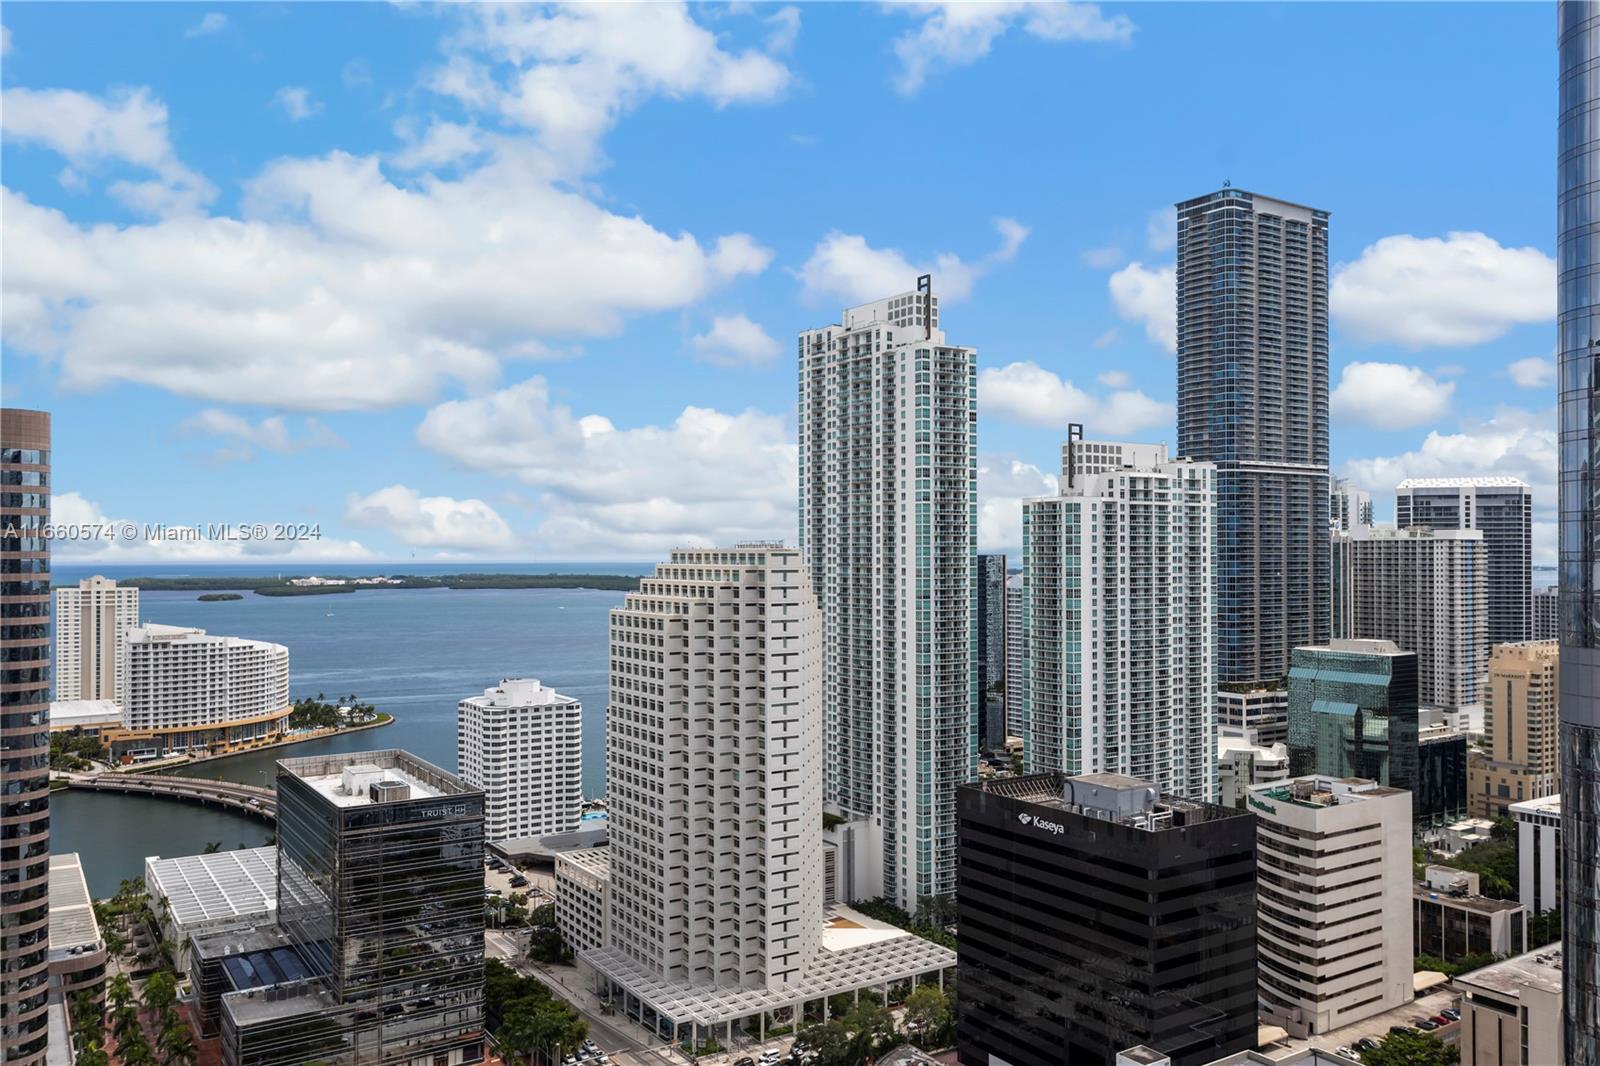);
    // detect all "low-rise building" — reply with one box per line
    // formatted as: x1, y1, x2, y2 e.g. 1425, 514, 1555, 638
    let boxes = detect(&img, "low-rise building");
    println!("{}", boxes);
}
554, 847, 608, 956
457, 677, 582, 843
47, 854, 107, 1008
1217, 686, 1288, 747
1453, 946, 1564, 1066
1414, 866, 1526, 965
1510, 794, 1562, 916
145, 847, 278, 976
1217, 732, 1289, 808
47, 699, 123, 739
